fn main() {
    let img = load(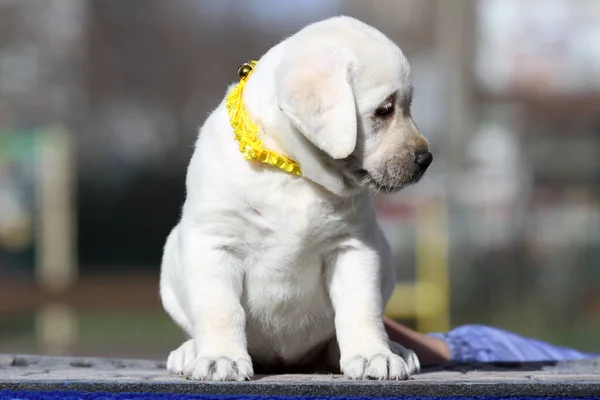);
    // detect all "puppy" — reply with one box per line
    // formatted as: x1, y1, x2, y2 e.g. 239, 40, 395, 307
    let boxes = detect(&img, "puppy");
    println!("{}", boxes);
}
160, 16, 432, 381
